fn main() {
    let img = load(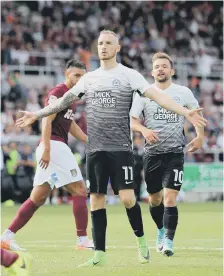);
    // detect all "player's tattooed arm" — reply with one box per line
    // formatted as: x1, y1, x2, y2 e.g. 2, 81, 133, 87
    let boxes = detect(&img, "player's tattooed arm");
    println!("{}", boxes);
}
35, 91, 80, 119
